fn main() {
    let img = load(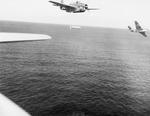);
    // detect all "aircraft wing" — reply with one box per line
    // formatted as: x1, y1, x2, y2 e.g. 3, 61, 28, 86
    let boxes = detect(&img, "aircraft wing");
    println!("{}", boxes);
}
135, 21, 143, 30
49, 1, 76, 10
139, 31, 147, 37
0, 33, 51, 43
0, 93, 31, 116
